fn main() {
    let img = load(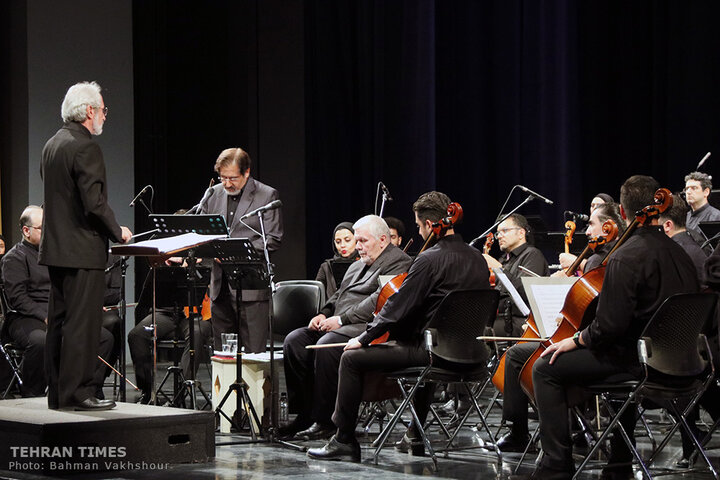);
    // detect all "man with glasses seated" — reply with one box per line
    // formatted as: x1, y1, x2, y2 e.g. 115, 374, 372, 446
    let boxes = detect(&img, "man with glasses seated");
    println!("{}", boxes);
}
1, 206, 114, 398
482, 213, 549, 336
199, 147, 283, 354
